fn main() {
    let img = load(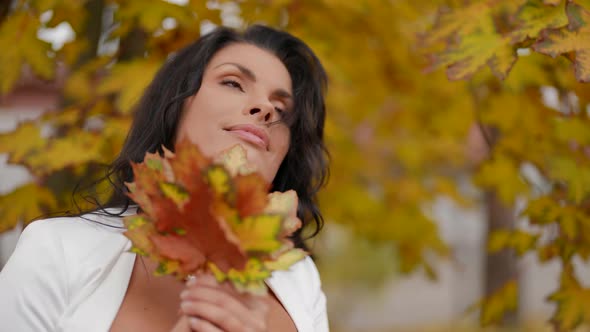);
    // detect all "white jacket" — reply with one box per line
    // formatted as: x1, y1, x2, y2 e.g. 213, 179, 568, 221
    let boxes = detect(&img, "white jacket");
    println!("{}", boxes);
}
0, 209, 329, 332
